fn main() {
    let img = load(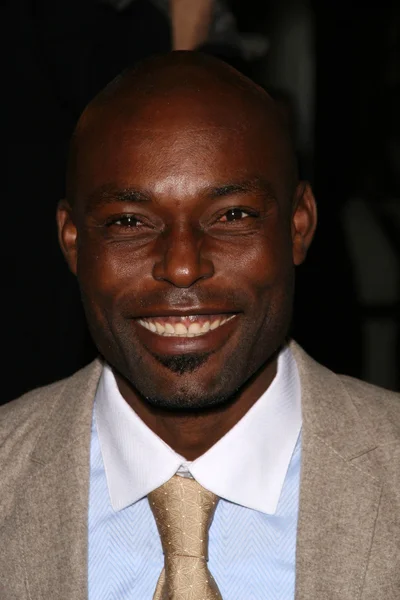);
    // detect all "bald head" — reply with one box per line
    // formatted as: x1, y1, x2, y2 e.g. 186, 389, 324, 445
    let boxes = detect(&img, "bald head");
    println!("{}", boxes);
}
84, 51, 278, 119
66, 51, 297, 205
